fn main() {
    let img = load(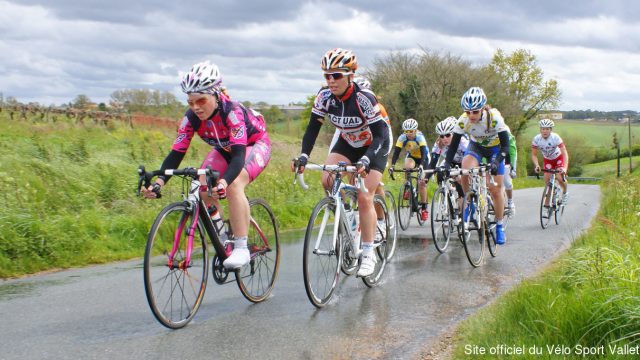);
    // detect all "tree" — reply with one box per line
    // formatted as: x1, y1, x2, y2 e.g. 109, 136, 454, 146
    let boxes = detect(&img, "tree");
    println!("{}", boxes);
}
72, 94, 93, 110
489, 49, 561, 135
